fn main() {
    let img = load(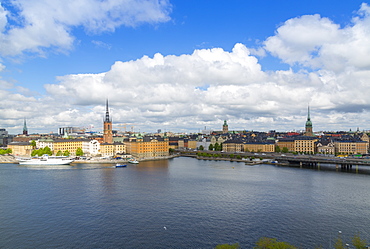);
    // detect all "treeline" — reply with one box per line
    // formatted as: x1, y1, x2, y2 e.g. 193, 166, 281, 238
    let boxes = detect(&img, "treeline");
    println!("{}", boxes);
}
197, 152, 261, 161
215, 233, 368, 249
0, 148, 12, 155
30, 146, 83, 157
